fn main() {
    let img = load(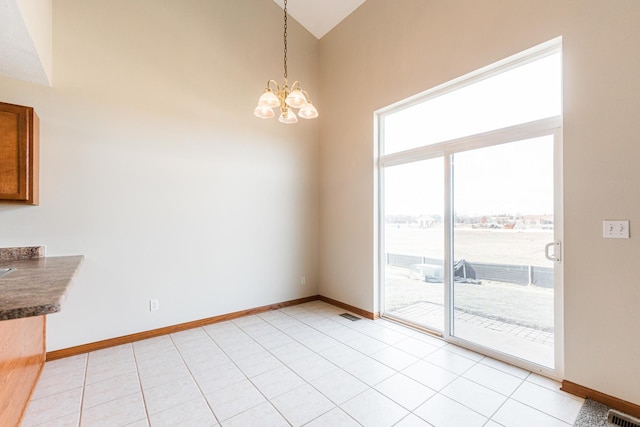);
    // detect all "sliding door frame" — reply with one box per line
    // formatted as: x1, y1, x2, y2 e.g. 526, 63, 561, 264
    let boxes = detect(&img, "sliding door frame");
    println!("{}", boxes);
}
377, 116, 563, 378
